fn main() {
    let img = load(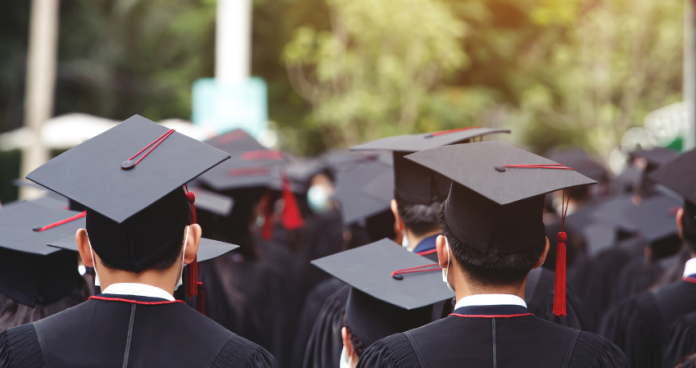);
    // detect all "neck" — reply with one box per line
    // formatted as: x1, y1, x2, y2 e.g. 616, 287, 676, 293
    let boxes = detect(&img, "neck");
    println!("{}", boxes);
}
406, 228, 441, 252
450, 265, 527, 302
96, 259, 180, 297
